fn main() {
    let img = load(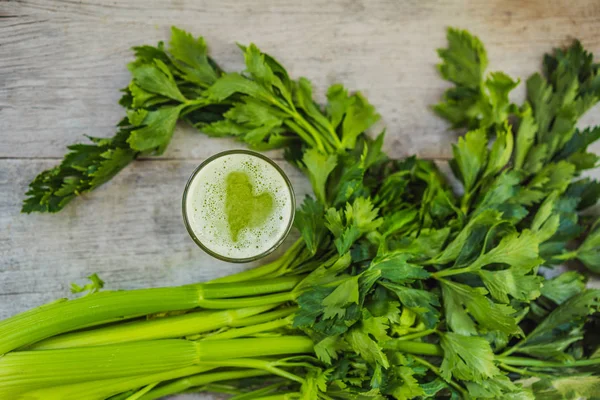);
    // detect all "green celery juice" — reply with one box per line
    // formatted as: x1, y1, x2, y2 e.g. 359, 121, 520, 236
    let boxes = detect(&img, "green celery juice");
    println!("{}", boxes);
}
183, 150, 295, 262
